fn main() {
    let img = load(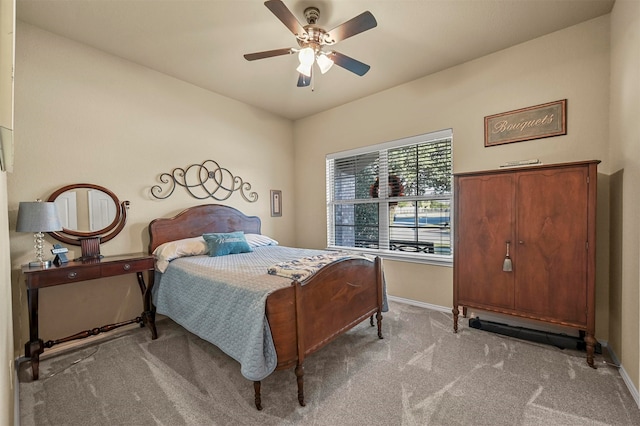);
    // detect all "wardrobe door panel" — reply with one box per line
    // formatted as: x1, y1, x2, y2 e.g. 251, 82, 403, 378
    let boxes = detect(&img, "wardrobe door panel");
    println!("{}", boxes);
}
514, 167, 588, 325
456, 174, 514, 309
